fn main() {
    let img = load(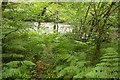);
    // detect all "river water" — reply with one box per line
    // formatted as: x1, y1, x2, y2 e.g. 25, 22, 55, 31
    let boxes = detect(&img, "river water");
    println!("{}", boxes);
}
31, 22, 73, 34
